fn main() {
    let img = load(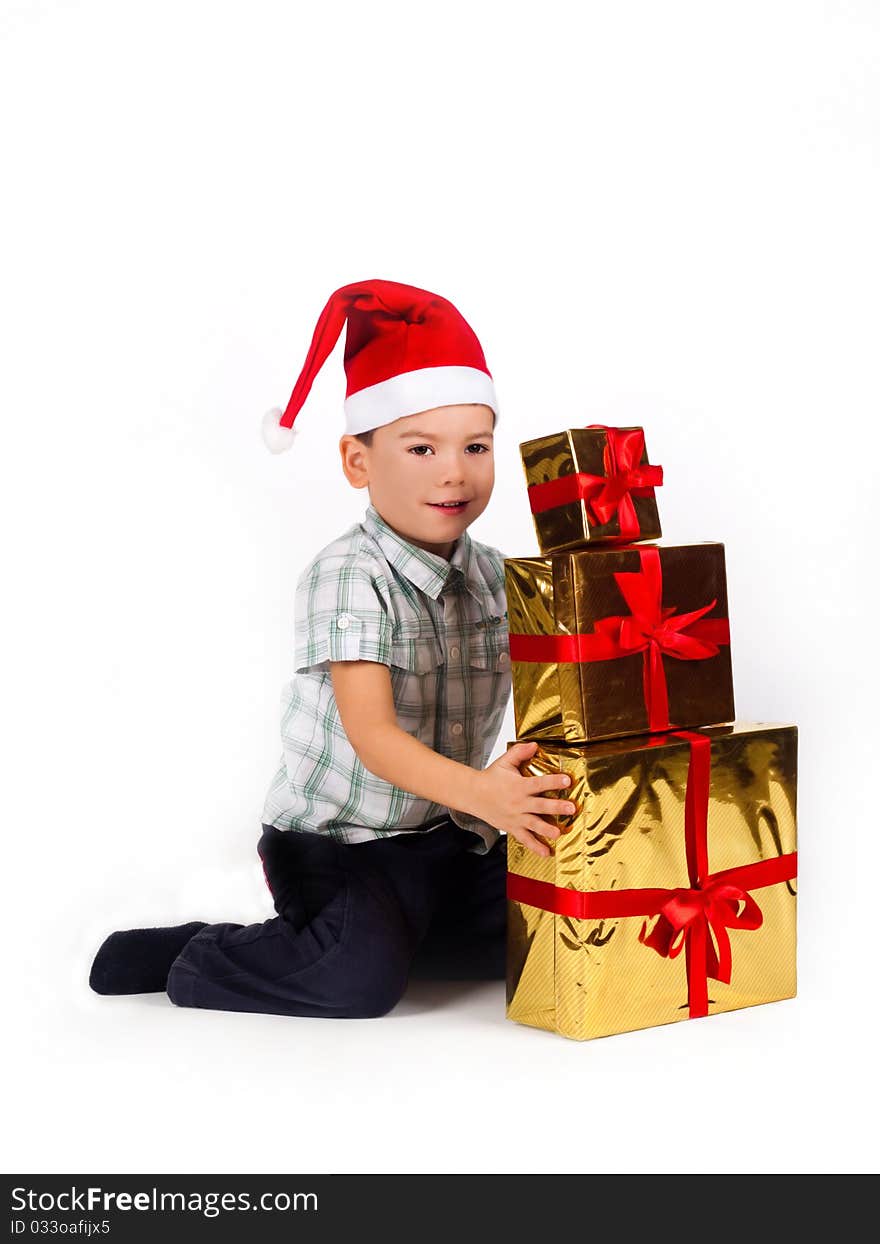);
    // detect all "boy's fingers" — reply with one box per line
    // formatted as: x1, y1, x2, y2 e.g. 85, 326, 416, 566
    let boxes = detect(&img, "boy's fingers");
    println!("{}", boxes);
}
529, 772, 572, 792
504, 743, 538, 769
514, 828, 551, 858
528, 798, 575, 817
526, 816, 561, 839
507, 741, 538, 757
